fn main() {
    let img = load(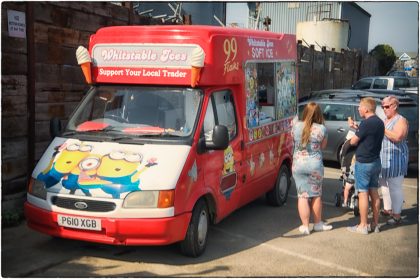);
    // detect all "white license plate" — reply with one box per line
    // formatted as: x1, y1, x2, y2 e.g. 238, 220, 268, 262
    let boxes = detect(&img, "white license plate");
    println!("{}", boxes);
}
57, 215, 102, 231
